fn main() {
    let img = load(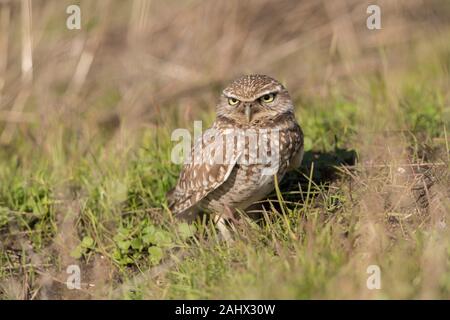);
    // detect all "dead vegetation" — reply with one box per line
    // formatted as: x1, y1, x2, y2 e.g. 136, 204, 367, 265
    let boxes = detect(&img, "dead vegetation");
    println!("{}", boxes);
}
0, 0, 449, 299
